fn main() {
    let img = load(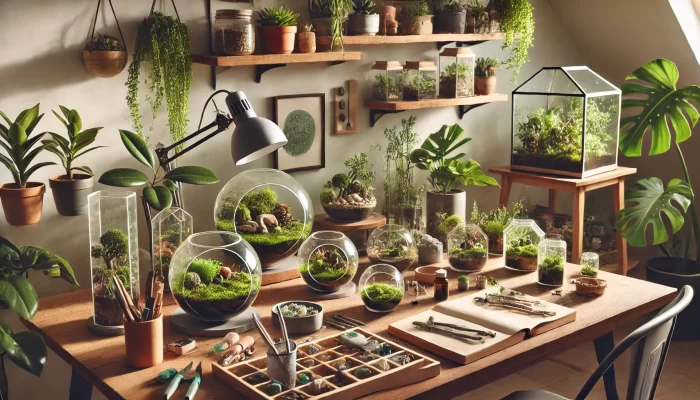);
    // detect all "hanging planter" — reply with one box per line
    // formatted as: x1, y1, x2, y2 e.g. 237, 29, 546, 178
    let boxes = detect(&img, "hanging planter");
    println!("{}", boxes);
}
83, 0, 127, 78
